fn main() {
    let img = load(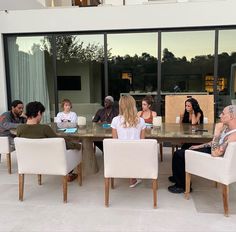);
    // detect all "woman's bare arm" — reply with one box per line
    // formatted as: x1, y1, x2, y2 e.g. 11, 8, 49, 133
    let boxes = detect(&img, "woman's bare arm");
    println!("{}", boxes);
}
112, 128, 118, 139
140, 129, 145, 139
